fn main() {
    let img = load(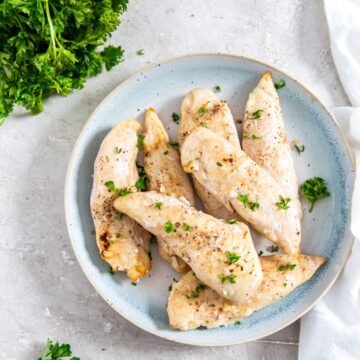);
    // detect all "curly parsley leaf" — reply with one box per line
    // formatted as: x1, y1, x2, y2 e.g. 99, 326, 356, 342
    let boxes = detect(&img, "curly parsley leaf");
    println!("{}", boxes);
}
38, 339, 80, 360
301, 177, 330, 212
